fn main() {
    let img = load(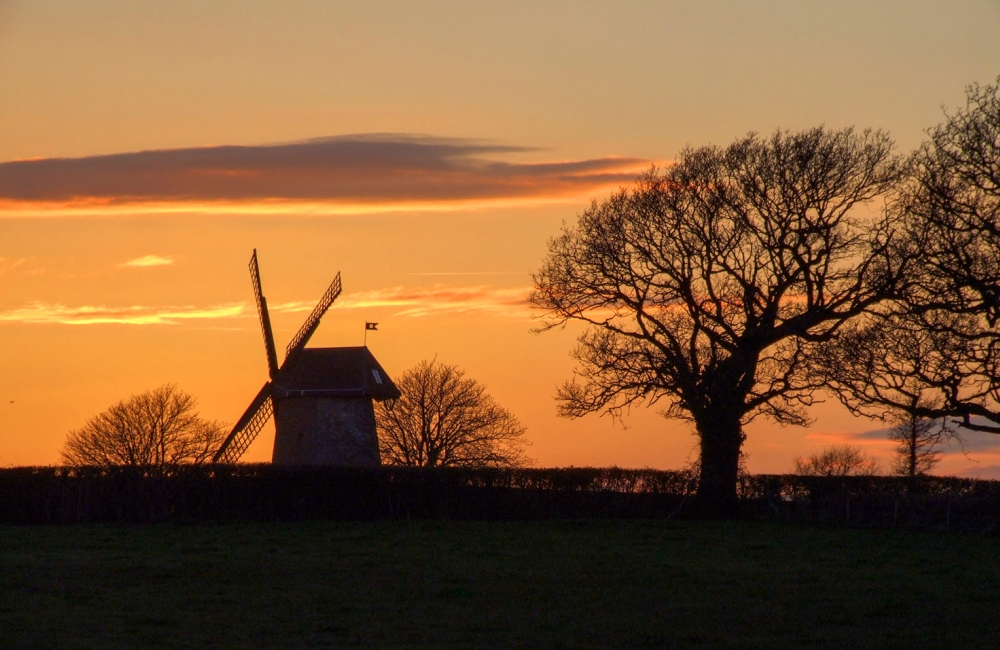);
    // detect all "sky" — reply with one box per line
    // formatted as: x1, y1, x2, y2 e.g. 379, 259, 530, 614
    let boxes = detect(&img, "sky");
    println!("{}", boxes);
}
2, 0, 1000, 475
